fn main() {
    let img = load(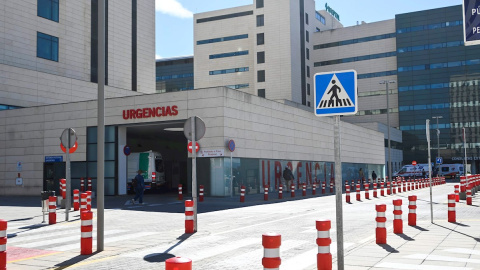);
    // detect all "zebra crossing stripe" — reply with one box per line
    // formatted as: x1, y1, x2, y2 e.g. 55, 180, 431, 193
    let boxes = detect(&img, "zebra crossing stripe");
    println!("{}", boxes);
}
405, 254, 480, 264
375, 262, 472, 270
14, 230, 125, 249
188, 238, 258, 261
